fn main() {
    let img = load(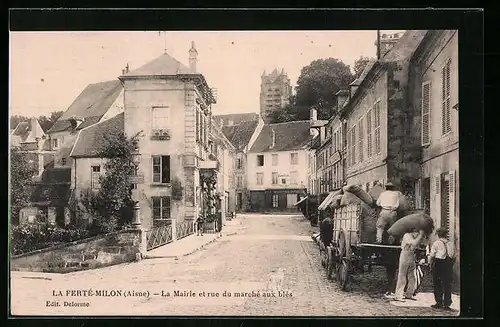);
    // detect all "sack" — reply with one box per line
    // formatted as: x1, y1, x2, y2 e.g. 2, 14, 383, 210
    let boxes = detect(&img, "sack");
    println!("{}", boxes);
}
387, 212, 435, 237
340, 191, 362, 206
330, 194, 344, 209
360, 205, 380, 243
343, 184, 374, 207
368, 184, 385, 202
